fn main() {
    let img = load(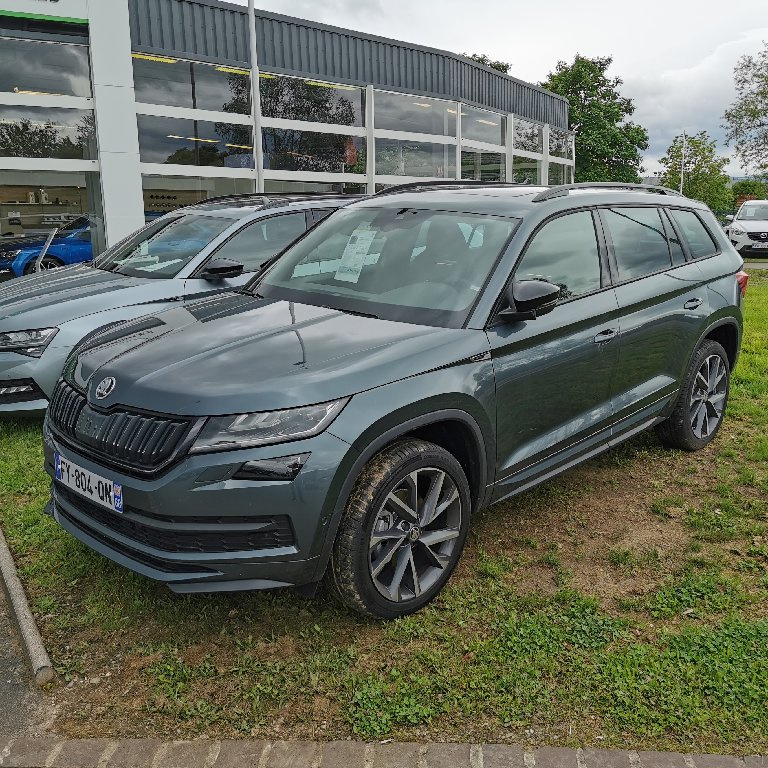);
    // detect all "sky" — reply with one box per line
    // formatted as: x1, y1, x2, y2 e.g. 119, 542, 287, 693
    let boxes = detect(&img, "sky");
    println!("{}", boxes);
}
230, 0, 767, 177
